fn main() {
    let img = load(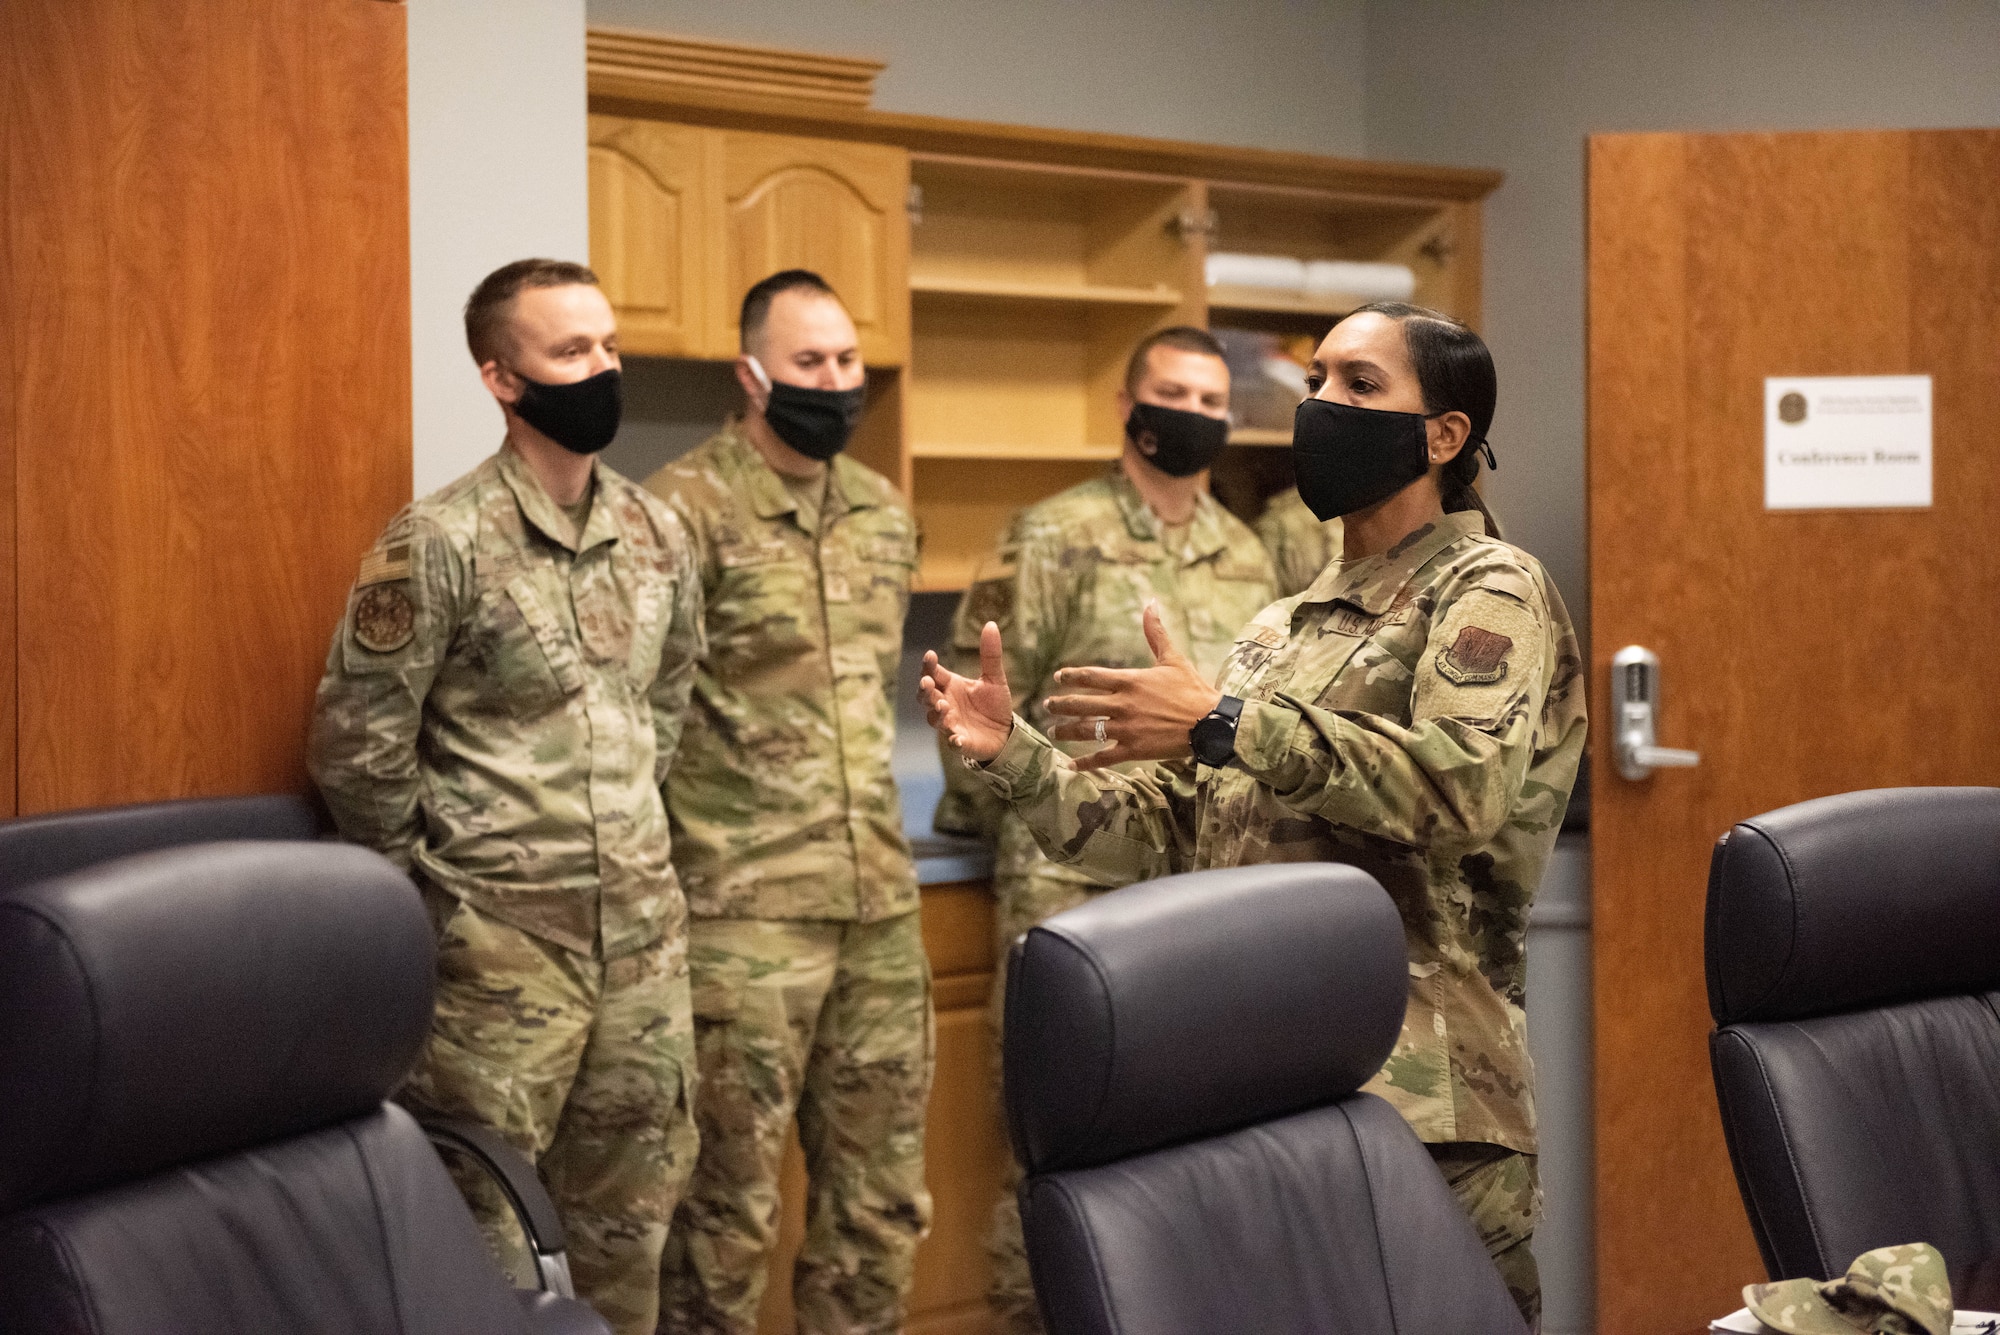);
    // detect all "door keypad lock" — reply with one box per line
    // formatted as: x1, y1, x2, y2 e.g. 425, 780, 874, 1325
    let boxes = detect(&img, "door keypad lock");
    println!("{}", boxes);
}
1611, 645, 1701, 781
